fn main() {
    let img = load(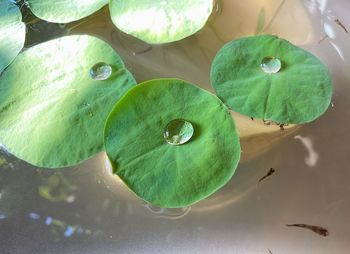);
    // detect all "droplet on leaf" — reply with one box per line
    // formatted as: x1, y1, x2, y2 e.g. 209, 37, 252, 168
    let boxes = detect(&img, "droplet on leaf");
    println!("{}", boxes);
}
164, 119, 194, 145
260, 57, 281, 74
90, 62, 112, 81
